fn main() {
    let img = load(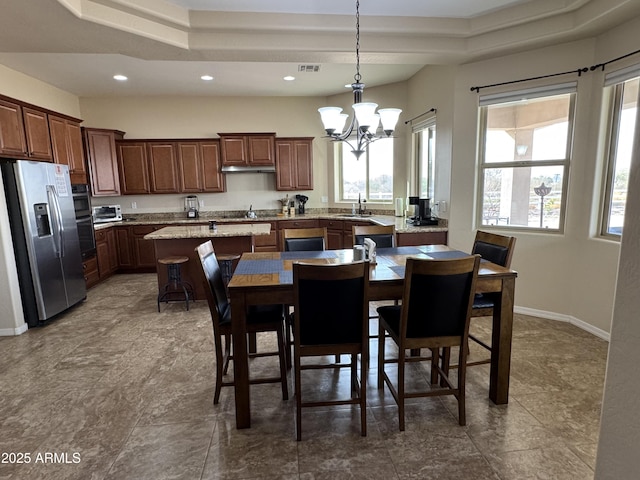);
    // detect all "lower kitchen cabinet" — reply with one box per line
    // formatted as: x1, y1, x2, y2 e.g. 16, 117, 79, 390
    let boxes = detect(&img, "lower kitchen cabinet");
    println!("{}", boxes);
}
95, 227, 118, 280
253, 221, 278, 252
396, 231, 448, 246
319, 219, 343, 250
82, 256, 100, 289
